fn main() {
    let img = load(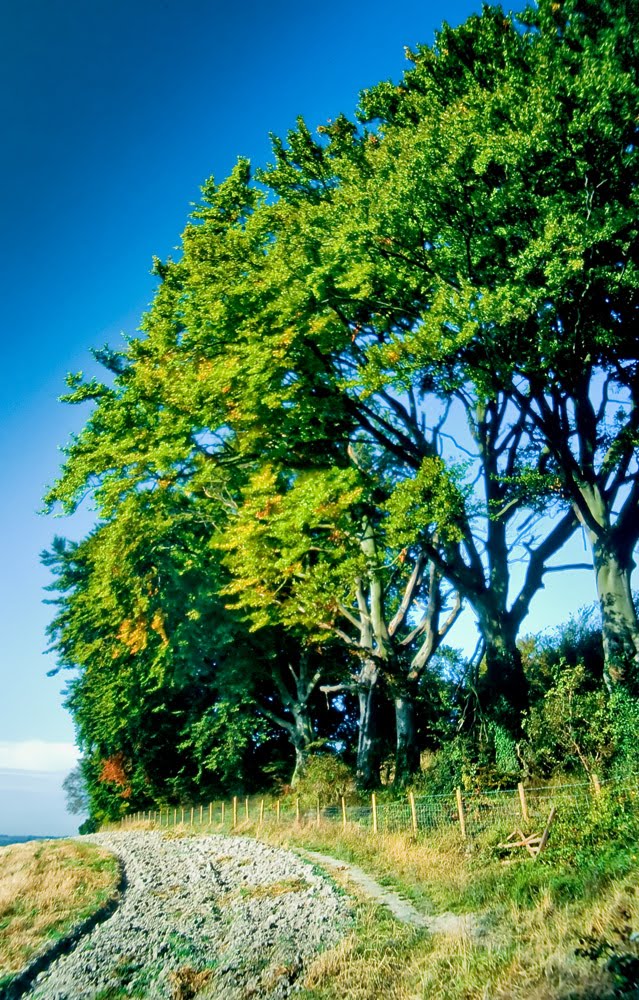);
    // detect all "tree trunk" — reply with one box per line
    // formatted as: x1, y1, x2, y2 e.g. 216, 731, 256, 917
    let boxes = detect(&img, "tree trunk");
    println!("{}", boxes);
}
479, 618, 529, 729
594, 545, 639, 690
289, 708, 315, 786
291, 741, 307, 787
393, 689, 420, 787
356, 659, 382, 789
